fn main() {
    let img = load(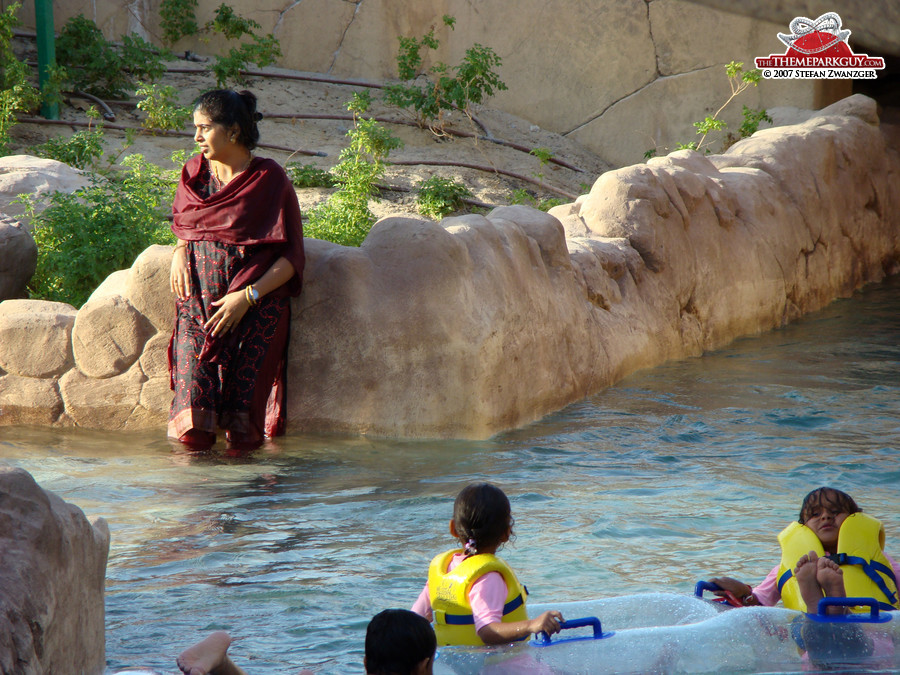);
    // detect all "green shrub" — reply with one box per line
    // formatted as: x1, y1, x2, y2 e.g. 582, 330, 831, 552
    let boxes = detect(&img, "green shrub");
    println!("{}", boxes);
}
510, 188, 565, 212
286, 163, 335, 188
305, 92, 402, 247
56, 15, 167, 98
205, 3, 259, 39
644, 61, 768, 159
136, 82, 191, 131
210, 34, 281, 87
0, 2, 40, 153
33, 122, 105, 169
159, 0, 199, 44
19, 153, 178, 307
384, 15, 506, 130
415, 176, 471, 219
